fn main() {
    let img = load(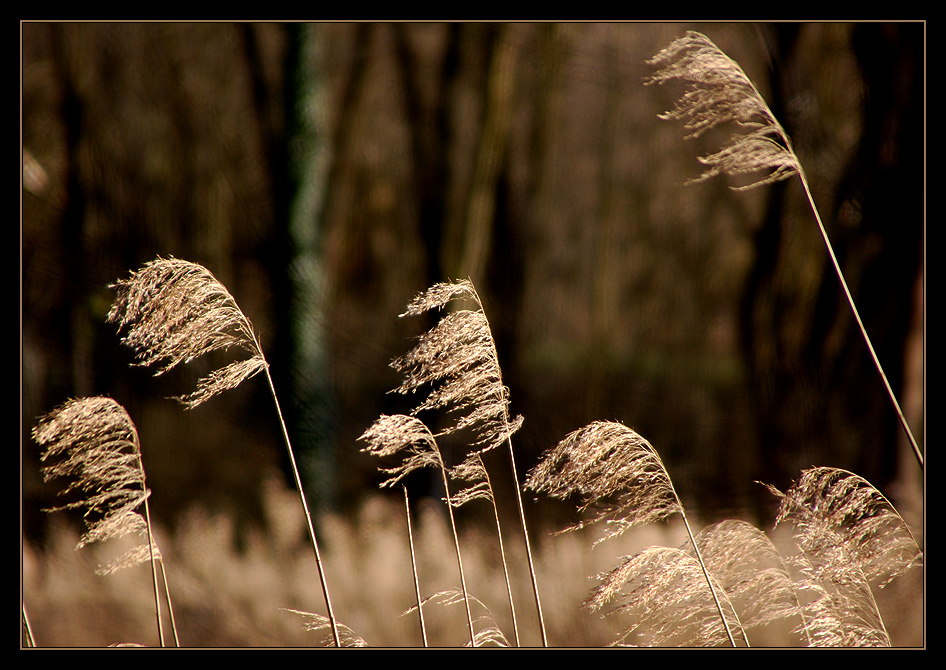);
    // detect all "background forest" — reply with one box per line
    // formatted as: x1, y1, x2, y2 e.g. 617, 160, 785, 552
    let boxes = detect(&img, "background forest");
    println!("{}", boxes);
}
21, 22, 924, 647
